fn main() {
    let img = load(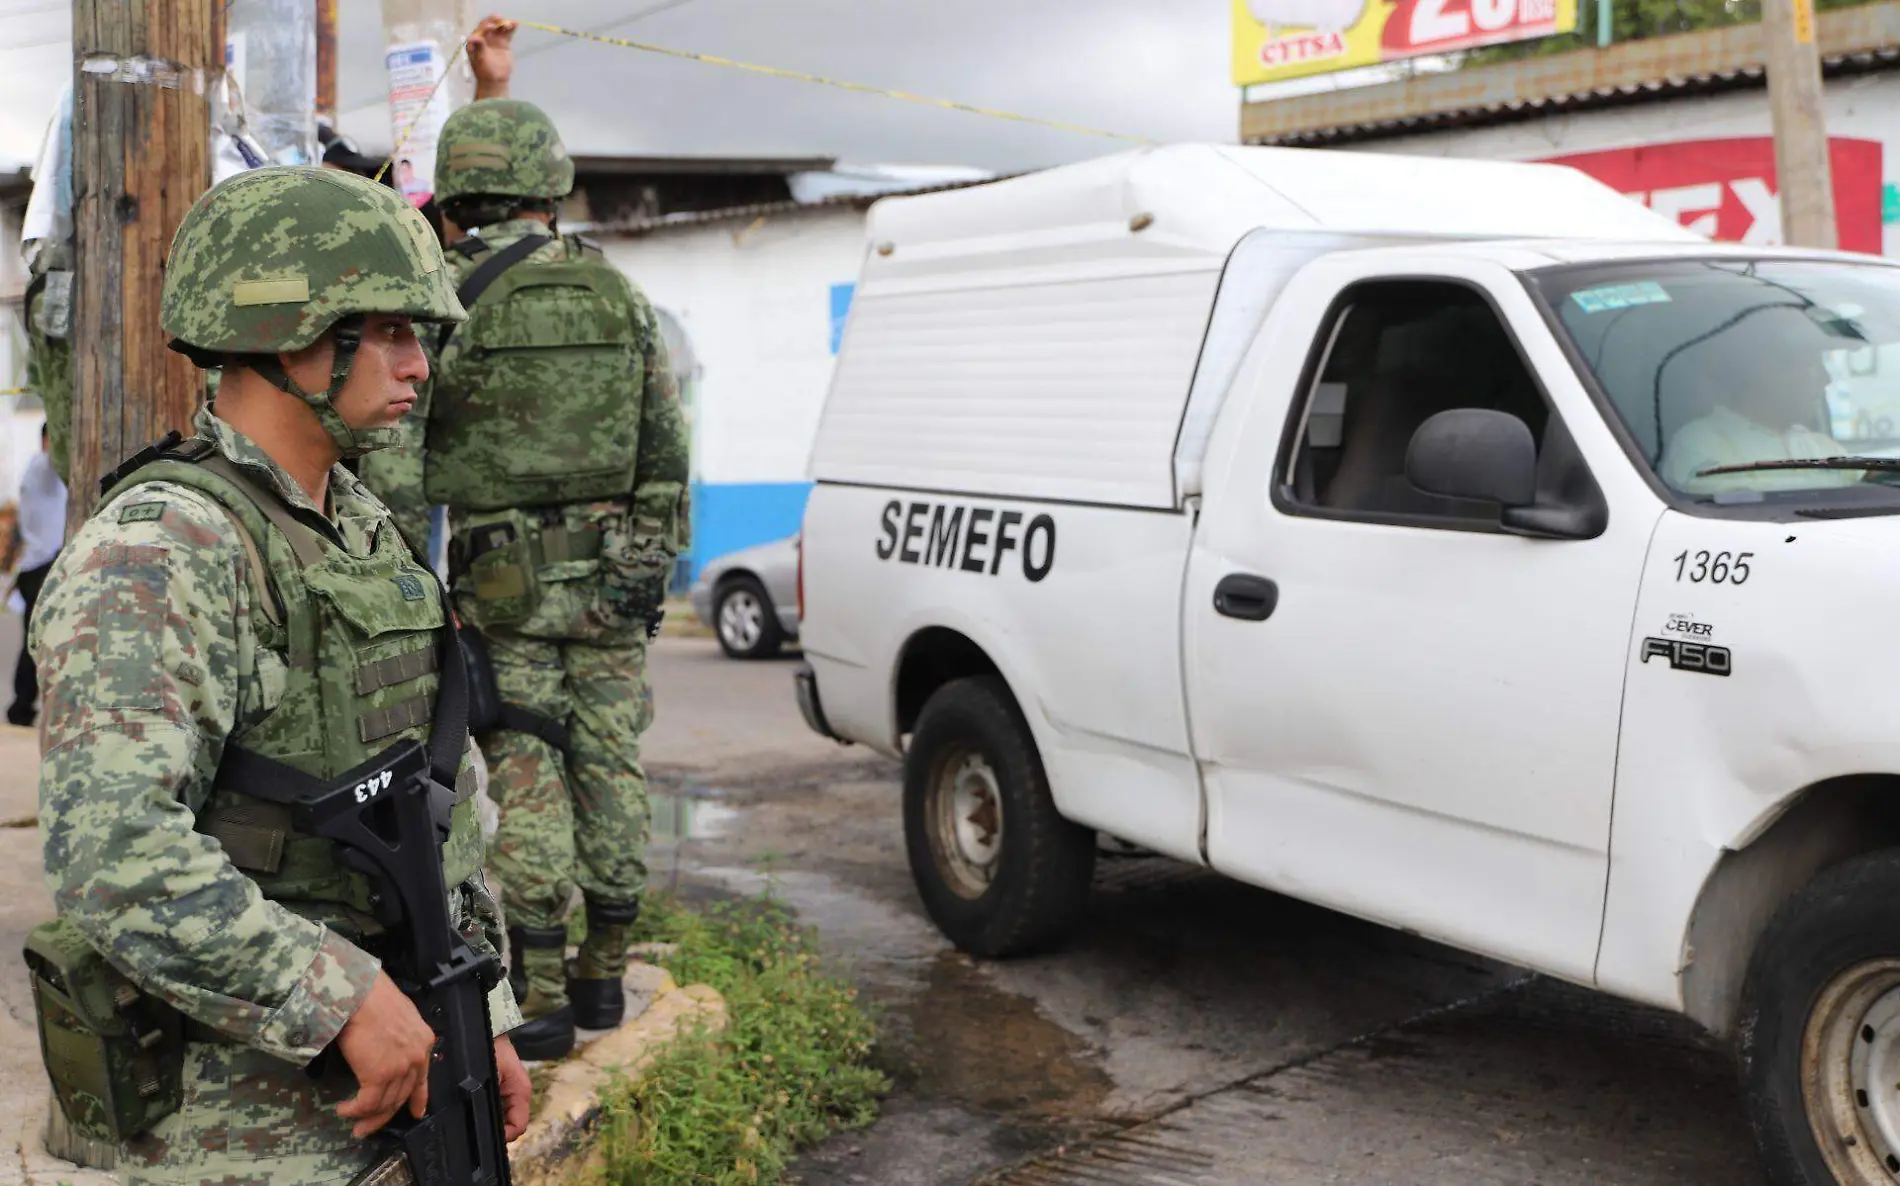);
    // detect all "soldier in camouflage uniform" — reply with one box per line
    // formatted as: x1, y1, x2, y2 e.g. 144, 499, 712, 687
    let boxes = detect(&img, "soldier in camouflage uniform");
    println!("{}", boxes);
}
22, 249, 74, 485
31, 166, 532, 1184
358, 99, 688, 1059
